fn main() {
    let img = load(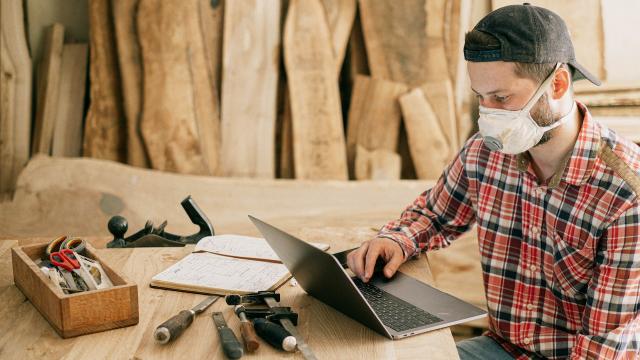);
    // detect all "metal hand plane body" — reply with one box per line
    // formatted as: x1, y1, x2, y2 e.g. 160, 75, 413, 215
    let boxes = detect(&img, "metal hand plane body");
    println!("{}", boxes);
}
106, 196, 214, 248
